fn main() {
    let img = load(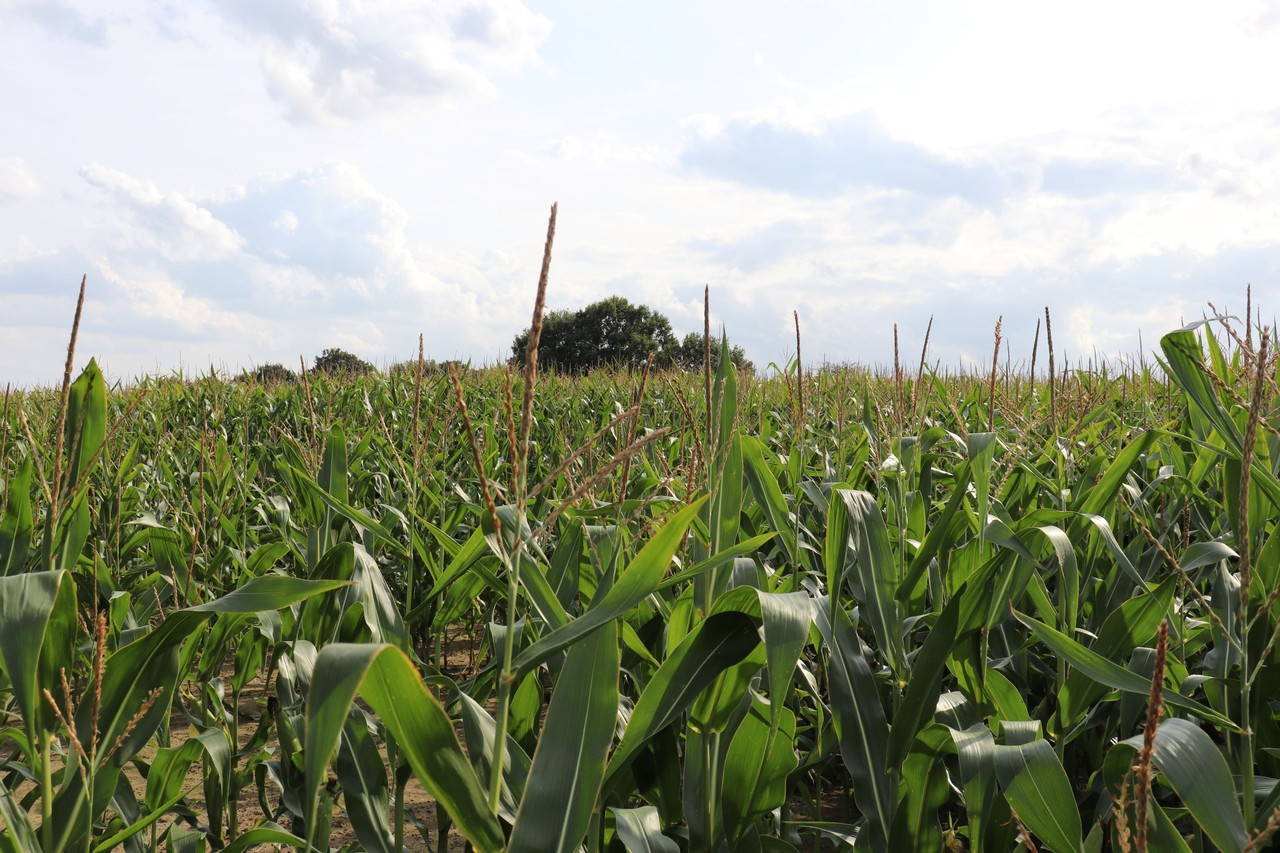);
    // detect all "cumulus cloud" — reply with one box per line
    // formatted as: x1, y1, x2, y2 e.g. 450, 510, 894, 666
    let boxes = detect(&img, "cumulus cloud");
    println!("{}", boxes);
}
207, 162, 449, 312
95, 260, 267, 341
681, 110, 1024, 205
0, 156, 39, 200
6, 0, 108, 45
208, 0, 551, 121
76, 161, 435, 316
680, 108, 1198, 209
688, 219, 829, 274
79, 163, 243, 261
1244, 0, 1280, 34
669, 101, 1280, 372
0, 160, 541, 385
1039, 159, 1185, 197
681, 243, 1268, 380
